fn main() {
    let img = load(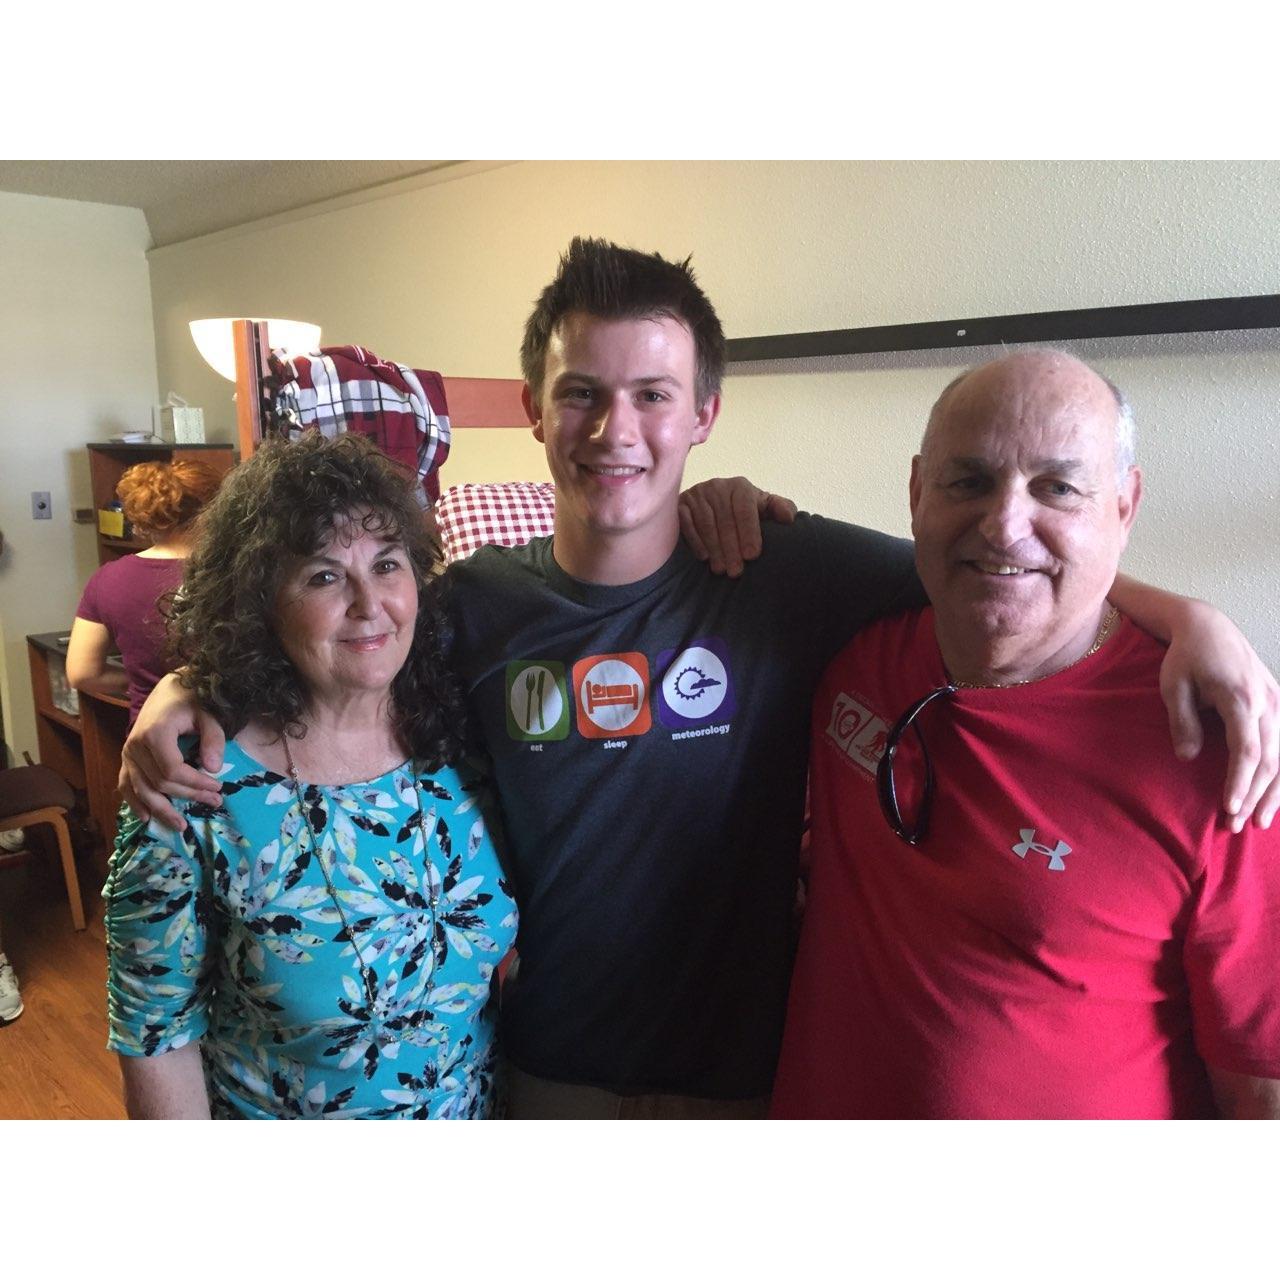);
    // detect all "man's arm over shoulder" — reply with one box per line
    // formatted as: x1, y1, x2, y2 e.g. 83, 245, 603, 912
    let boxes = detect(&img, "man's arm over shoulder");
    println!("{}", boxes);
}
1112, 575, 1280, 830
677, 478, 922, 655
437, 542, 548, 687
798, 514, 925, 660
440, 540, 544, 612
119, 673, 225, 830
